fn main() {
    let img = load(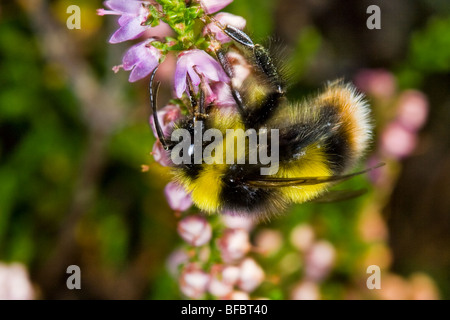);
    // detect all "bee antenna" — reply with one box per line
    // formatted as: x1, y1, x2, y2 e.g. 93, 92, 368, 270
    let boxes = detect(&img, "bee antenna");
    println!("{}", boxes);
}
149, 67, 170, 150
